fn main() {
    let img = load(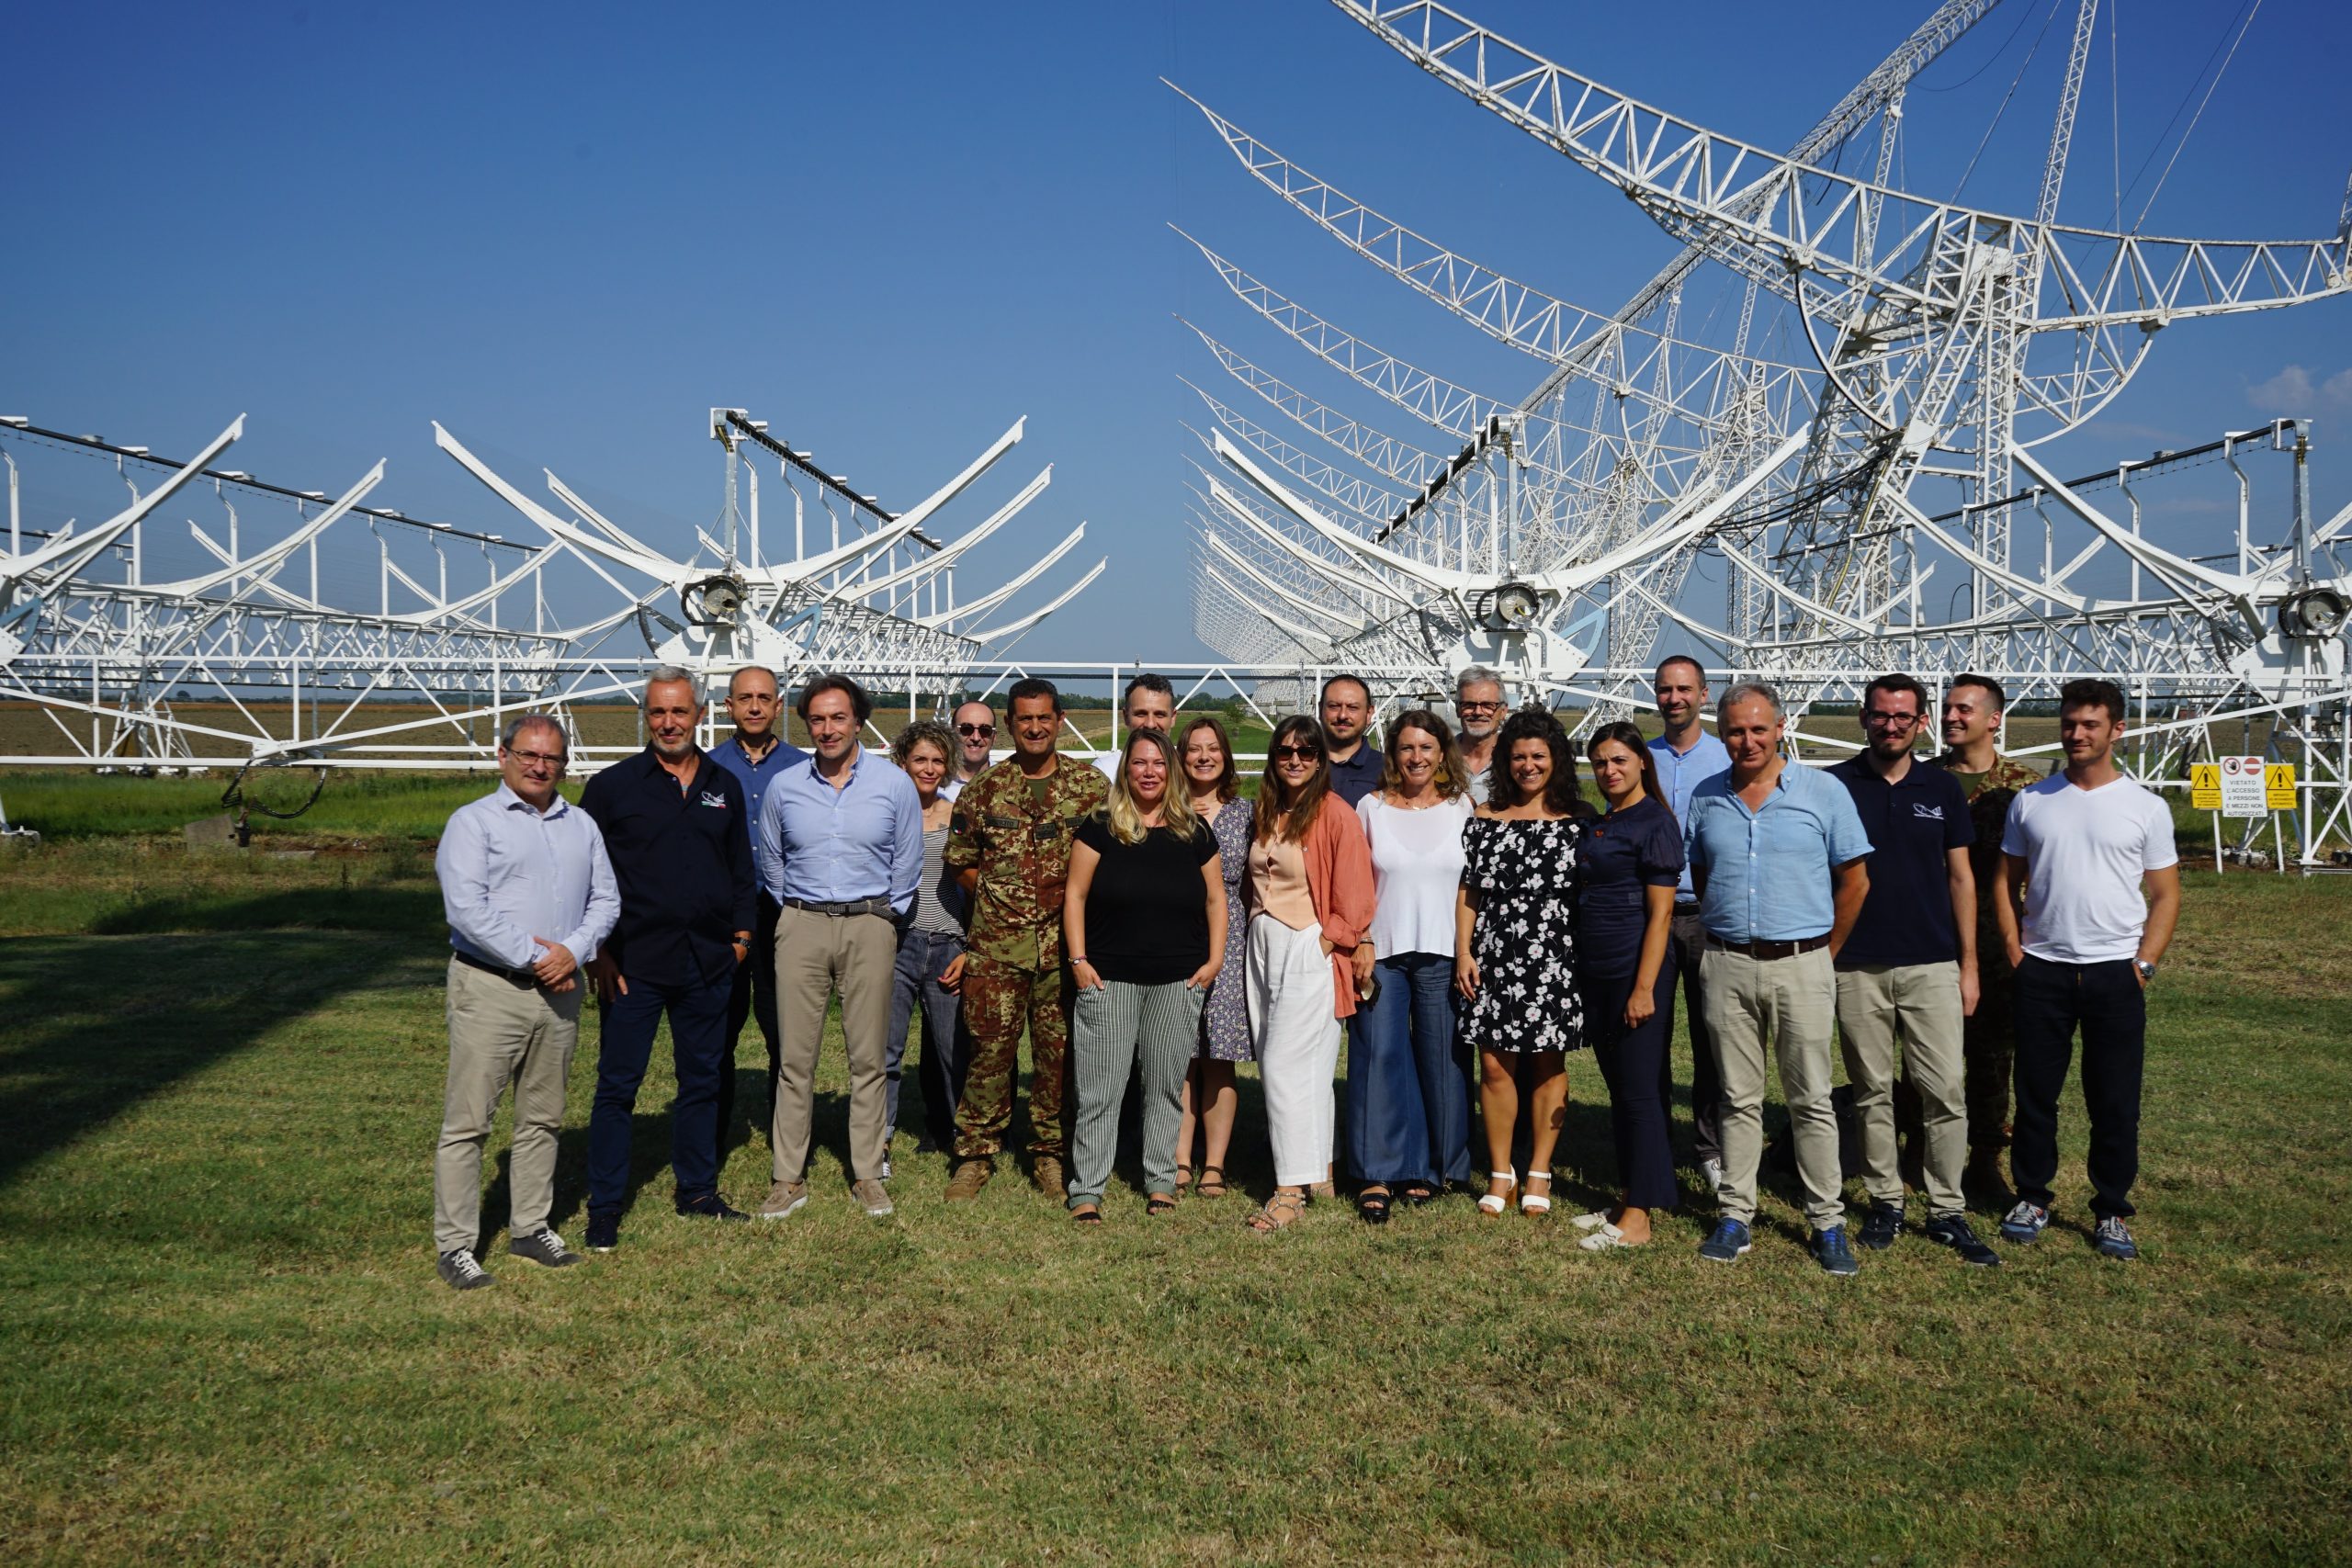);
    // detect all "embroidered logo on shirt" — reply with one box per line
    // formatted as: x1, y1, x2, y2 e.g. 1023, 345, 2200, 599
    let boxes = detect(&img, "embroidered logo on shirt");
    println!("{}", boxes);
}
698, 790, 730, 810
1912, 803, 1944, 820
